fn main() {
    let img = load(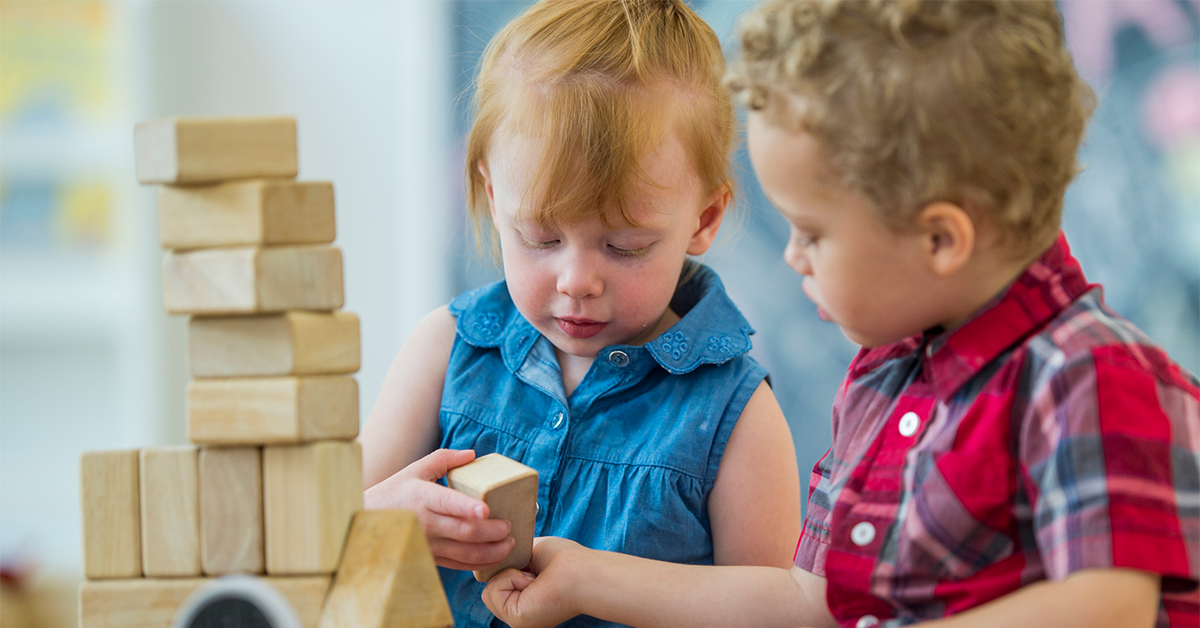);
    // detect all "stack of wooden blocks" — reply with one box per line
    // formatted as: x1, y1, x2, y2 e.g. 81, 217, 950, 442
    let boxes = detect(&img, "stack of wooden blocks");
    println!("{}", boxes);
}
78, 116, 452, 628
